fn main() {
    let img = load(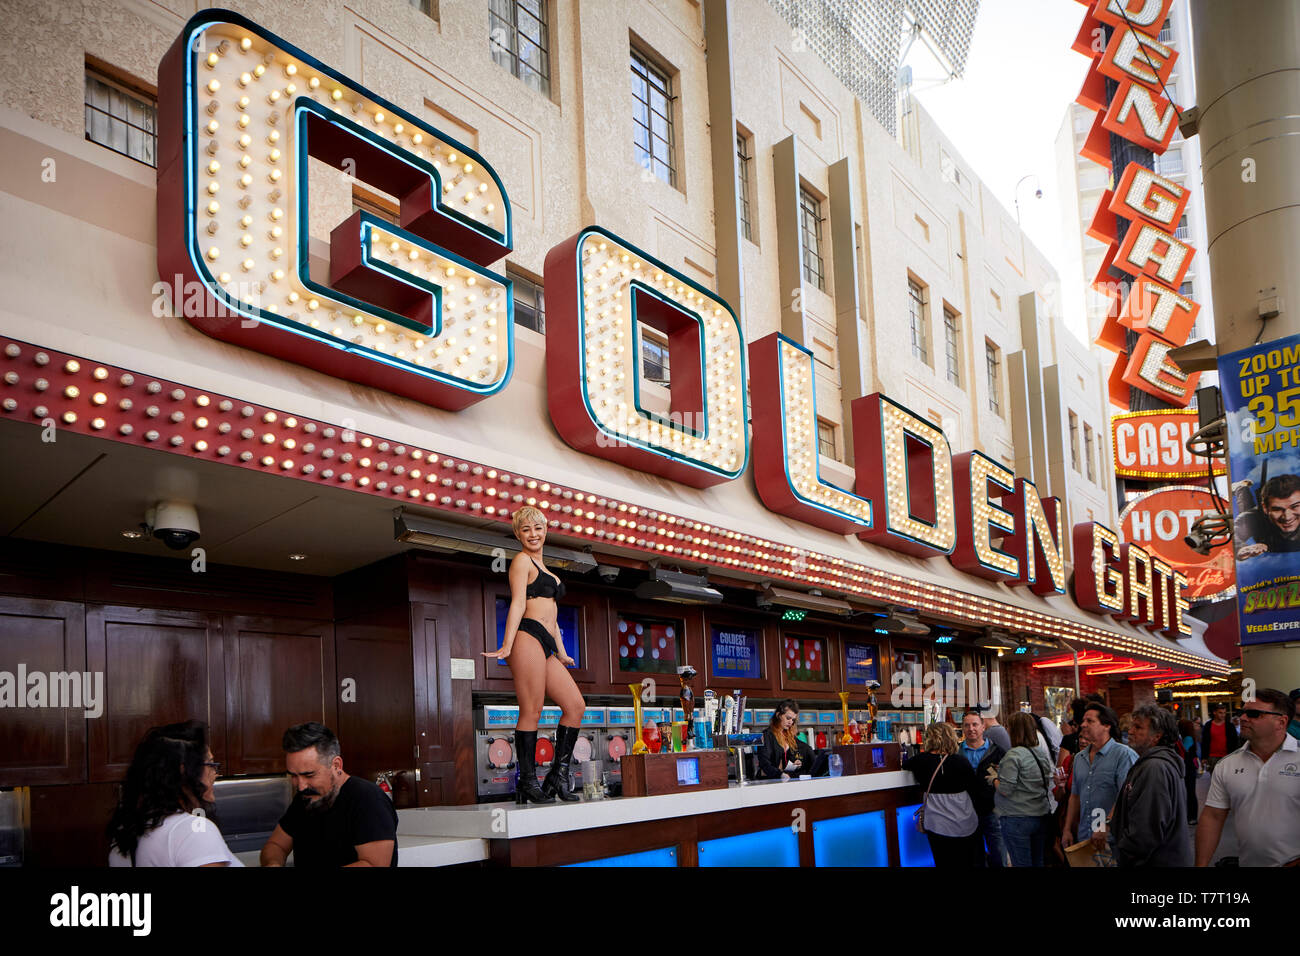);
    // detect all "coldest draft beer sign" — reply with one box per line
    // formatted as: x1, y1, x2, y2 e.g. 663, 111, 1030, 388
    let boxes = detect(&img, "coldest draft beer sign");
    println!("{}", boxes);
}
1220, 333, 1300, 645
